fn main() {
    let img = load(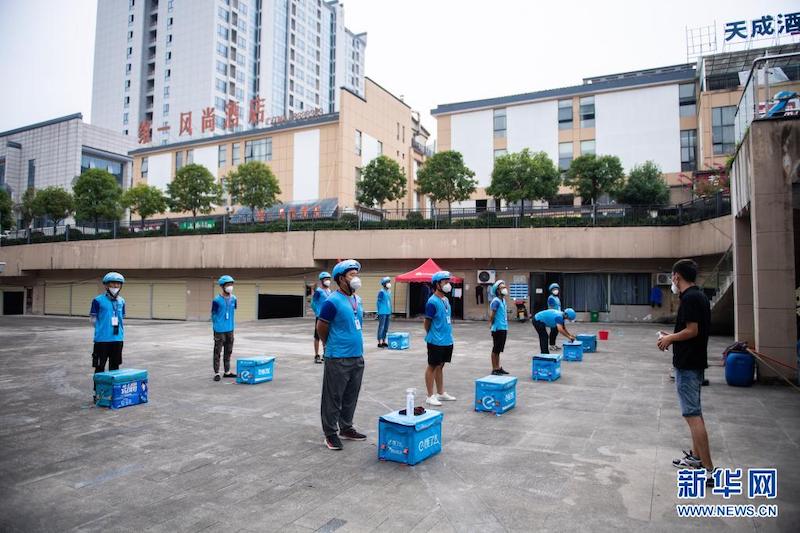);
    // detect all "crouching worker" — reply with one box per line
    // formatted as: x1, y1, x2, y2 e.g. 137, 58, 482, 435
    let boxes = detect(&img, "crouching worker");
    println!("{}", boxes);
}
532, 307, 576, 354
212, 275, 238, 382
